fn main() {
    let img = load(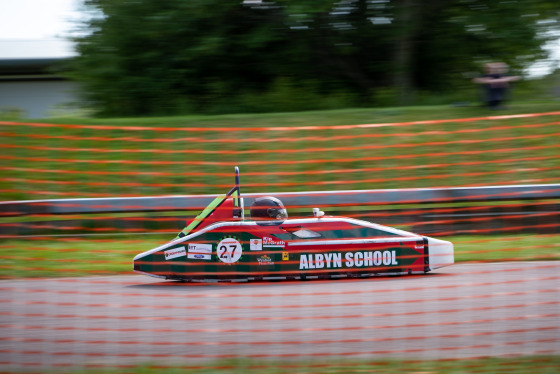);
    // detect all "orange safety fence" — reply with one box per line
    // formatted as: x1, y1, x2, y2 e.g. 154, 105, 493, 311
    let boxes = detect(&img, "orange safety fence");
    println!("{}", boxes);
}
2, 132, 559, 155
1, 111, 560, 198
1, 120, 558, 144
1, 155, 558, 180
1, 112, 559, 372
